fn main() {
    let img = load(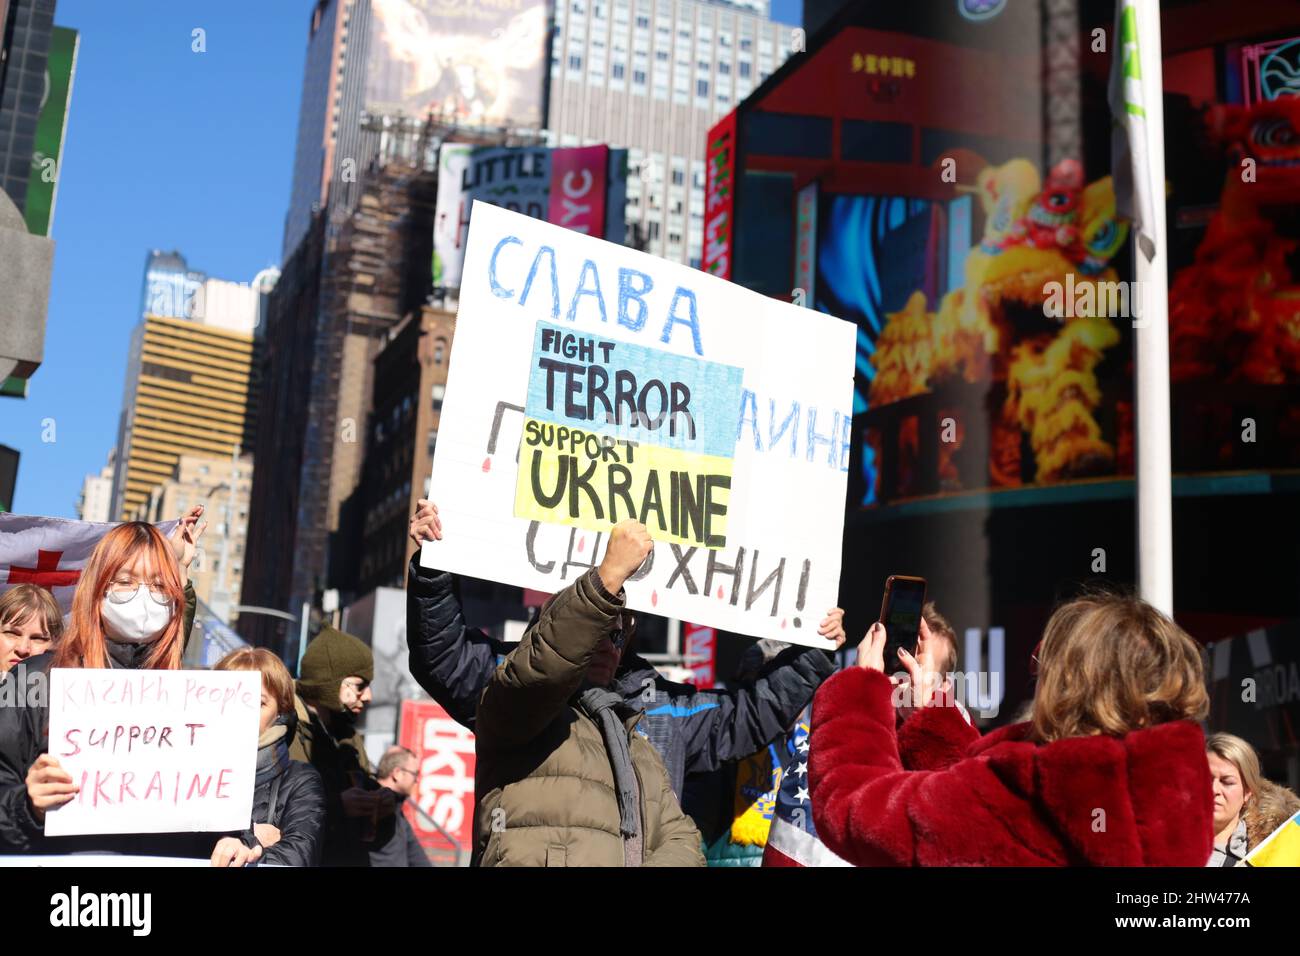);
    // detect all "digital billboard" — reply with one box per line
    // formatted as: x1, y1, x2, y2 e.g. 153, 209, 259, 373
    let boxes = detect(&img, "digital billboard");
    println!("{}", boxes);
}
367, 0, 549, 129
